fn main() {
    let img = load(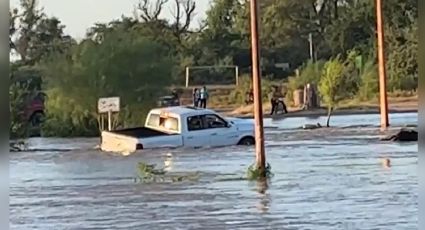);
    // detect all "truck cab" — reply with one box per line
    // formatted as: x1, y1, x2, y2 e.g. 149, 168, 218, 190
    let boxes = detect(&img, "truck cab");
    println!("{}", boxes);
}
100, 106, 255, 154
